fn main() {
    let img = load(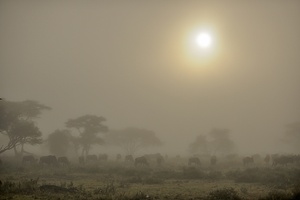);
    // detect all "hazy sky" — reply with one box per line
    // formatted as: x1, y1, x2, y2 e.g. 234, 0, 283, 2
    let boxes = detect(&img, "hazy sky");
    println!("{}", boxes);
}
1, 1, 299, 154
